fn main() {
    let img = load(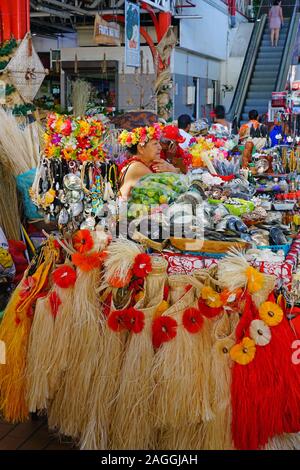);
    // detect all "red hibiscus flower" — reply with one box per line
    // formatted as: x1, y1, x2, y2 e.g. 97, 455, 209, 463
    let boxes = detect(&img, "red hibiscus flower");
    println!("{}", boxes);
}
132, 253, 152, 279
198, 299, 222, 318
19, 276, 36, 300
124, 307, 145, 334
49, 291, 62, 318
73, 229, 94, 253
182, 307, 204, 334
152, 316, 178, 349
61, 119, 72, 136
107, 309, 128, 332
77, 137, 89, 149
52, 265, 76, 288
